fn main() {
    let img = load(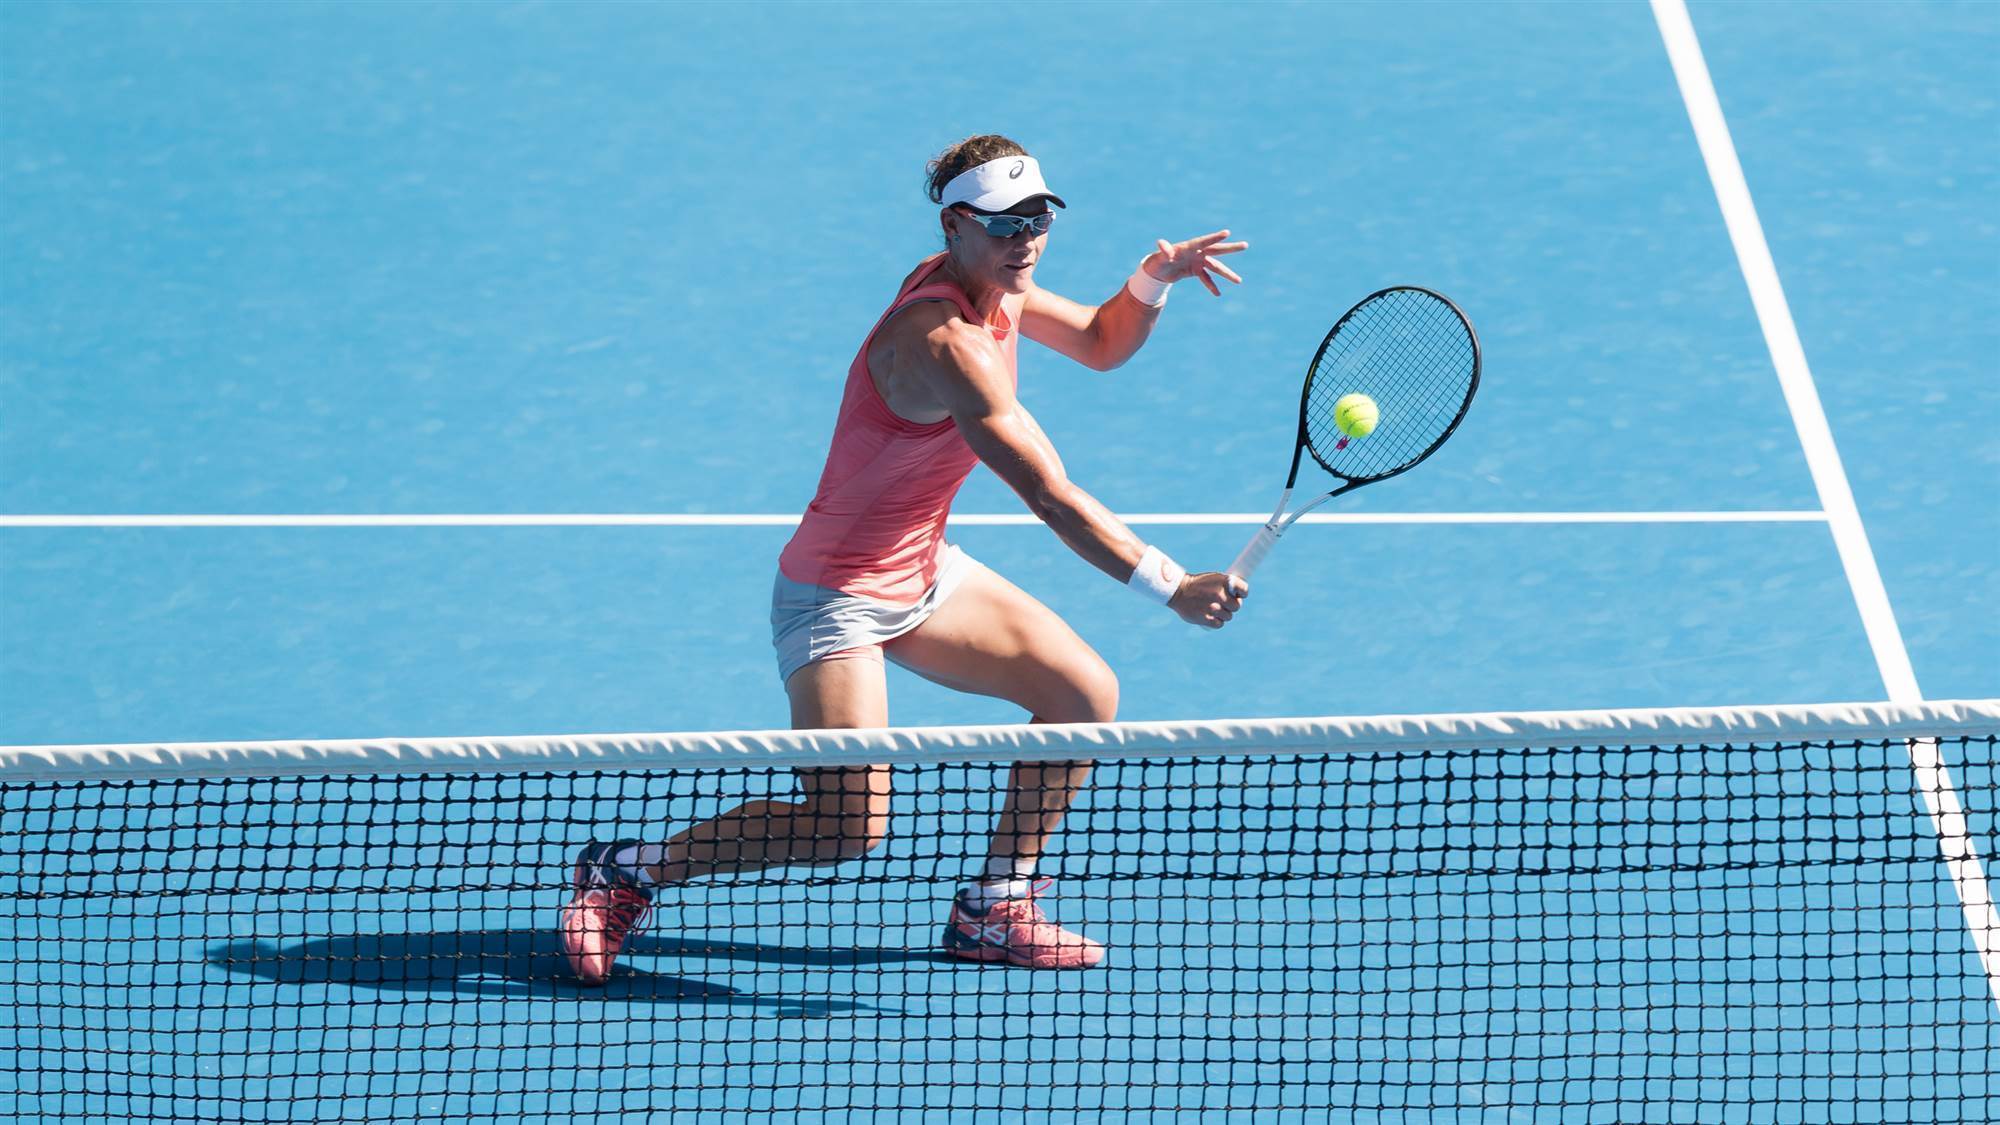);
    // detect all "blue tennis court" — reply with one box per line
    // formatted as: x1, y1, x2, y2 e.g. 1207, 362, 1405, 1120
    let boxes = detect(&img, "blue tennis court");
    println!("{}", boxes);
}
3, 2, 1995, 1122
